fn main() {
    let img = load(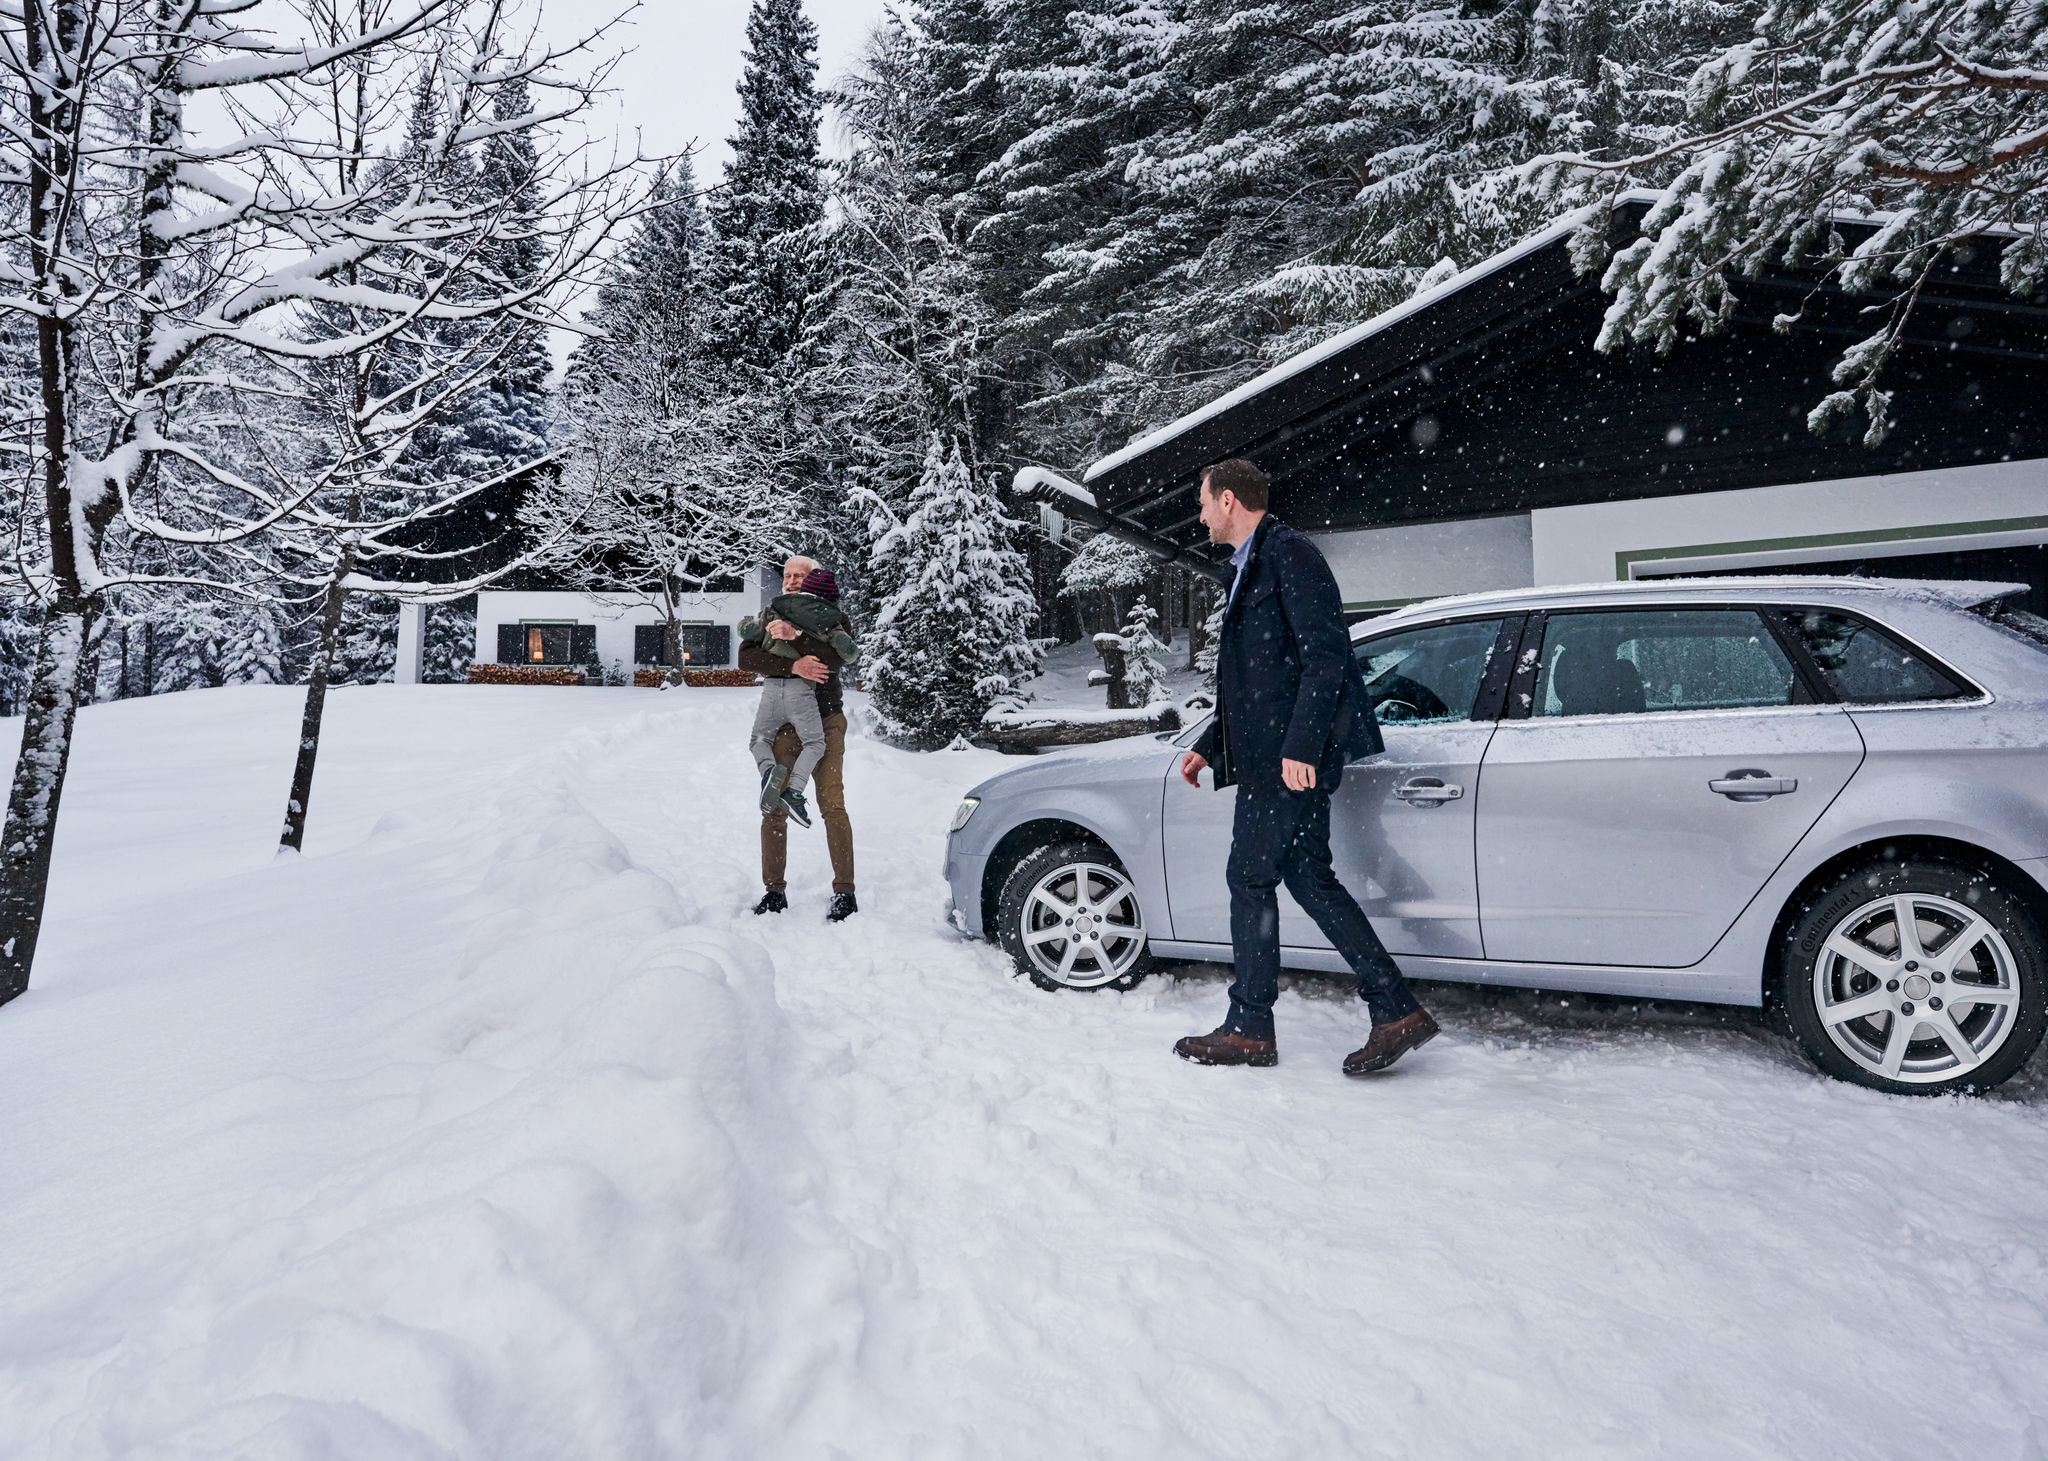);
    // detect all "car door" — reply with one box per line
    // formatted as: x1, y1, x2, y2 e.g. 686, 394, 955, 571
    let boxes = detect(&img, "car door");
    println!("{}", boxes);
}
1161, 615, 1515, 957
1475, 605, 1866, 967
